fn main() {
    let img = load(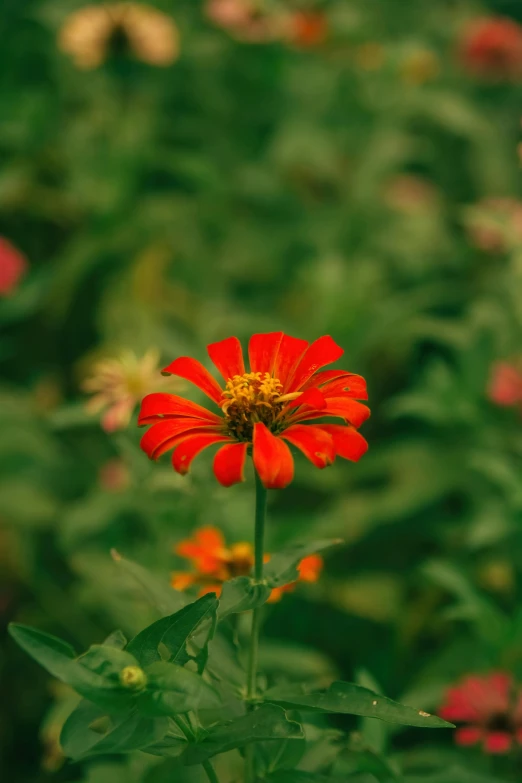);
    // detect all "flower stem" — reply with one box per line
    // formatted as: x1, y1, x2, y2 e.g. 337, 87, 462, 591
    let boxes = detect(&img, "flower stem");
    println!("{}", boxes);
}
203, 760, 220, 783
245, 469, 267, 782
